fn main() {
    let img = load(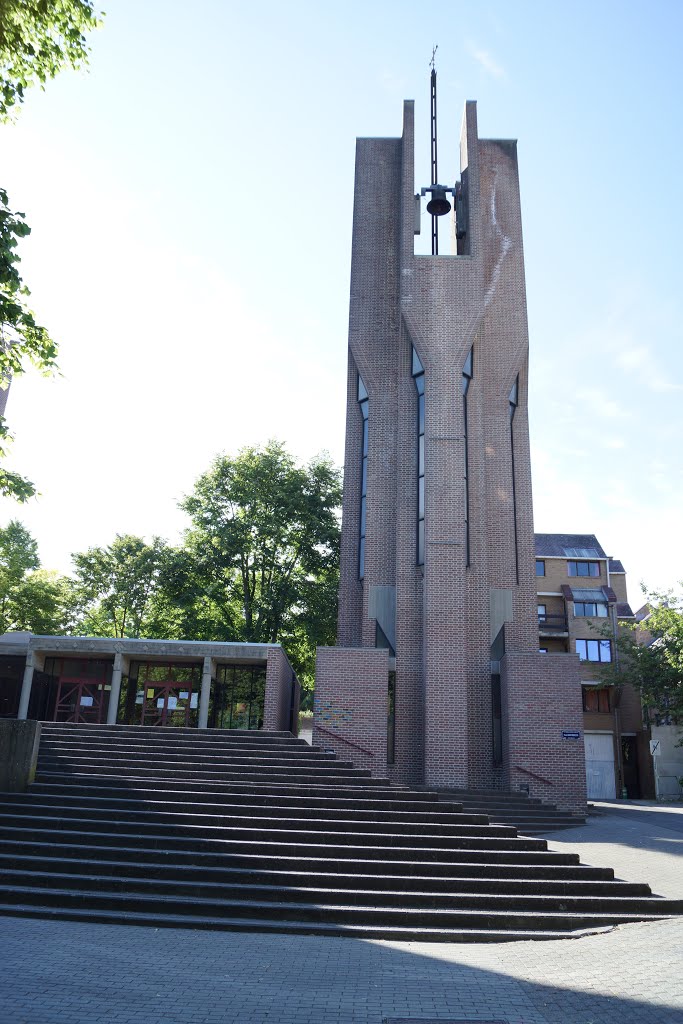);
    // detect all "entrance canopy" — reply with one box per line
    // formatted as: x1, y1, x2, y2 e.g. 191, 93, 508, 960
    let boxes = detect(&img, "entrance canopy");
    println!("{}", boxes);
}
0, 634, 299, 734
